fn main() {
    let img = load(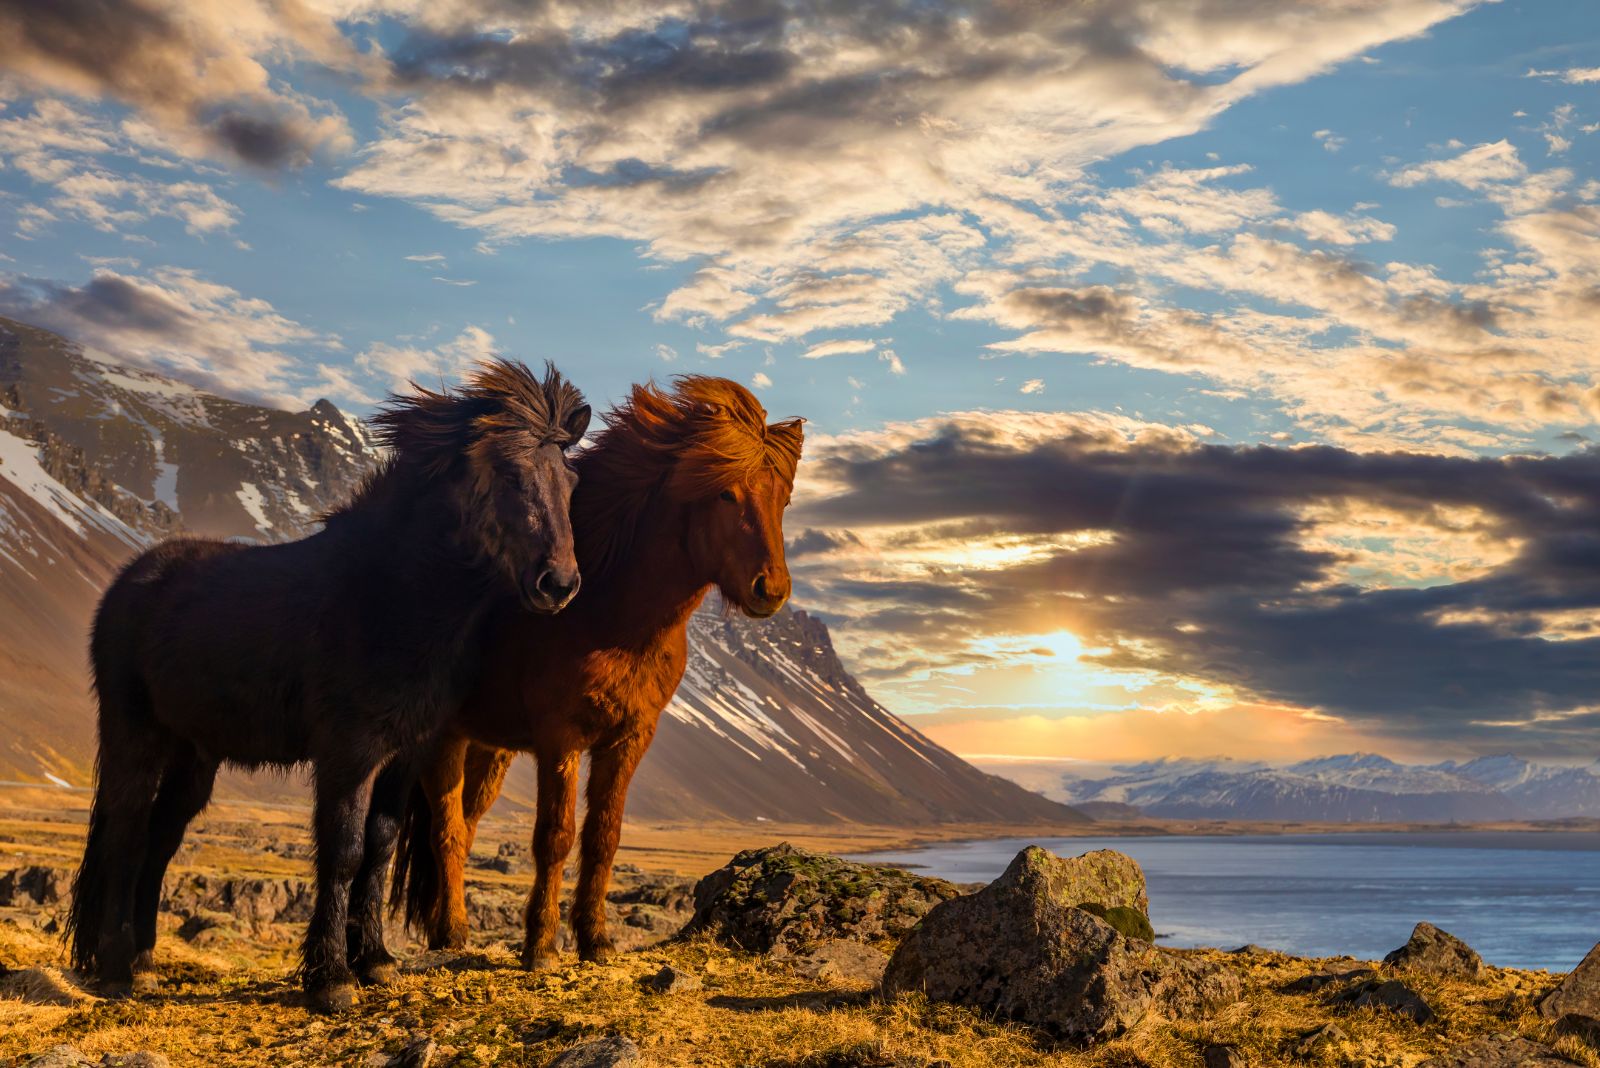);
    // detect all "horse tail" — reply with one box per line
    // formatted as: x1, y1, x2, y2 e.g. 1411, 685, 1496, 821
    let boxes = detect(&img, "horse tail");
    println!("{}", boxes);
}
388, 780, 441, 934
69, 551, 168, 973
